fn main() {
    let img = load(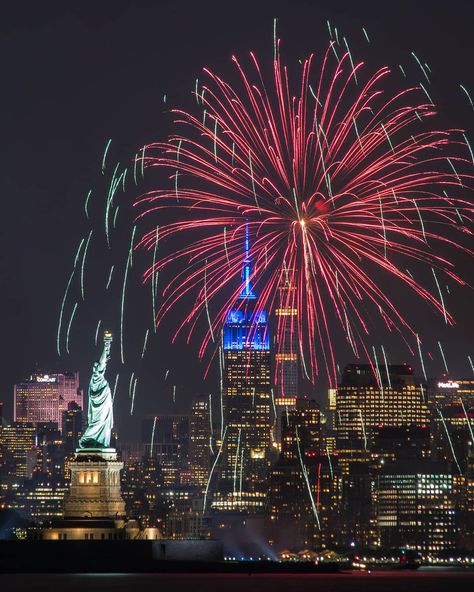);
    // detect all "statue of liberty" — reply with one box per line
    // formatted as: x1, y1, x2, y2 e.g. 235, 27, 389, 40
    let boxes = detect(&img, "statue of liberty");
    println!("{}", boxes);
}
79, 331, 114, 449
